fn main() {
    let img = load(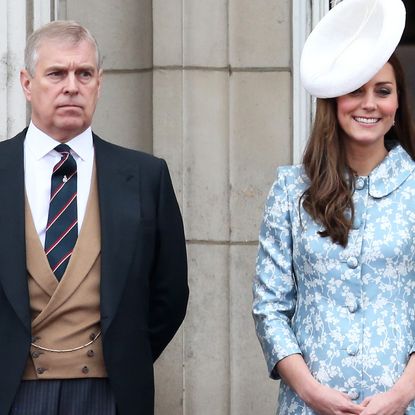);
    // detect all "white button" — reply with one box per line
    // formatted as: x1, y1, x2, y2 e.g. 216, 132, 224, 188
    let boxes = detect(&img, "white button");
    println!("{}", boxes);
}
347, 345, 359, 356
348, 388, 359, 400
355, 177, 366, 190
347, 302, 358, 313
347, 257, 359, 269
